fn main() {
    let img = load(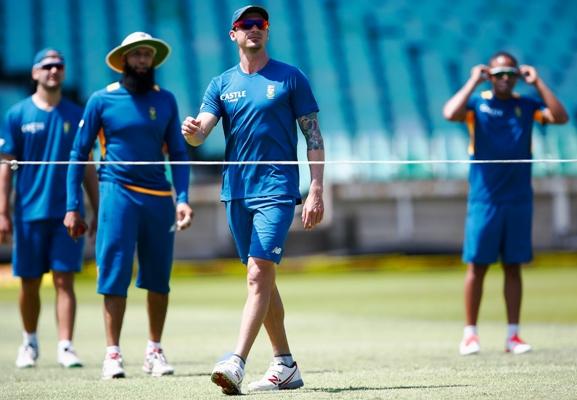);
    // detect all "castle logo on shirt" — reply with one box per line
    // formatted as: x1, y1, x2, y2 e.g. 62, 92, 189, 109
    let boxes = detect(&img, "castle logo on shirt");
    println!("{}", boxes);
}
515, 106, 522, 118
149, 107, 157, 120
266, 85, 276, 99
63, 122, 71, 134
21, 122, 45, 134
479, 103, 504, 117
220, 90, 246, 103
